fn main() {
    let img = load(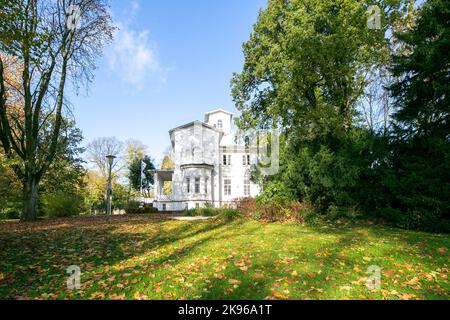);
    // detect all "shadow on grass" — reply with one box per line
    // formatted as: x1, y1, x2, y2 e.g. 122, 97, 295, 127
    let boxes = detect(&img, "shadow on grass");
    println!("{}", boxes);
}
0, 216, 448, 300
193, 229, 372, 300
0, 216, 235, 299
